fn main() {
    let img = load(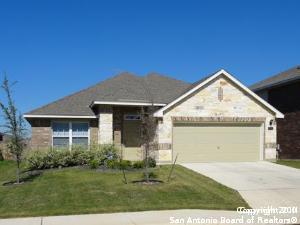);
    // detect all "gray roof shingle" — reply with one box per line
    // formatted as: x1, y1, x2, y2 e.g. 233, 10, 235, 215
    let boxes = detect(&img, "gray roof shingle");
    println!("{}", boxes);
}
25, 72, 191, 116
250, 65, 300, 91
